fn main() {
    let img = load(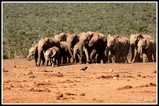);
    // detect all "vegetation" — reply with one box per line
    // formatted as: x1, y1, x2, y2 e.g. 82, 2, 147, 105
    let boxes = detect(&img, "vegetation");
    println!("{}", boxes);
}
3, 2, 156, 59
